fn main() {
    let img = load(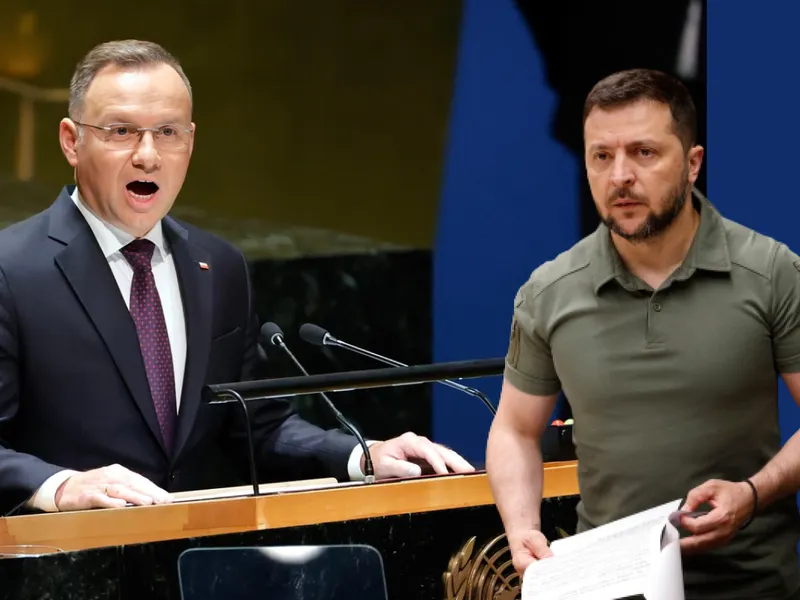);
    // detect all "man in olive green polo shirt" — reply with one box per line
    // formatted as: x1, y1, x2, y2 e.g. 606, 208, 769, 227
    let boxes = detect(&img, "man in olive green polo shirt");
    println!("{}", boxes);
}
486, 68, 800, 600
